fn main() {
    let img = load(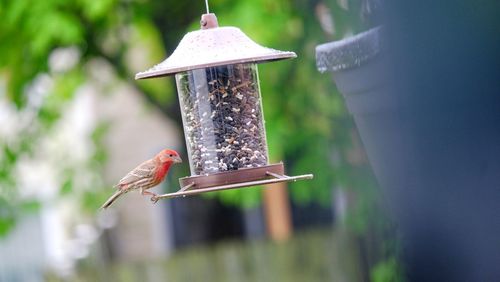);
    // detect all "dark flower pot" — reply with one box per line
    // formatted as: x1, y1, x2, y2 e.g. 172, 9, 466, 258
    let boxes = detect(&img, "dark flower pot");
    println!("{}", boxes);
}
317, 25, 500, 281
